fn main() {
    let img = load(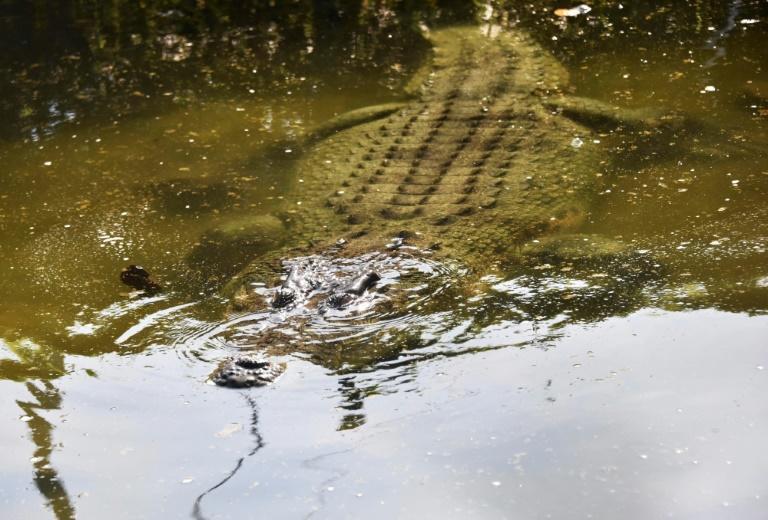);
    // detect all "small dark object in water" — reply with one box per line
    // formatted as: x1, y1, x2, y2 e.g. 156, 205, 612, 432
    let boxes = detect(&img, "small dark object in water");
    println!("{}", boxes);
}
120, 265, 162, 293
211, 356, 284, 388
